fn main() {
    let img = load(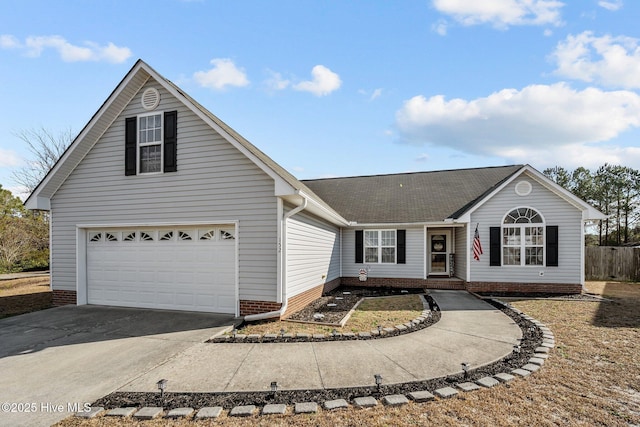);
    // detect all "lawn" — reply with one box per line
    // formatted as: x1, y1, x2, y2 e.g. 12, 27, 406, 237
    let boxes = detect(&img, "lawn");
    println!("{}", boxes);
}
54, 281, 640, 426
0, 276, 52, 319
